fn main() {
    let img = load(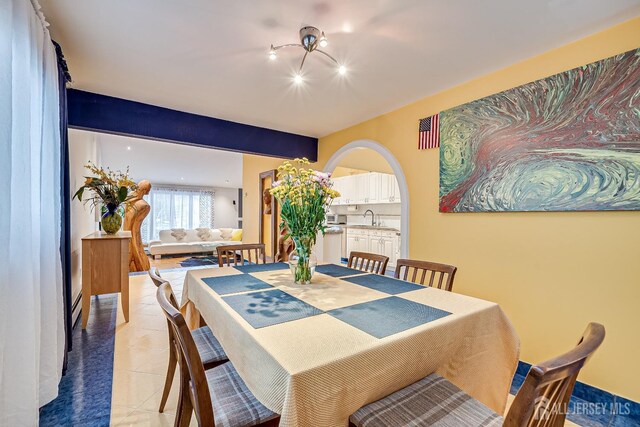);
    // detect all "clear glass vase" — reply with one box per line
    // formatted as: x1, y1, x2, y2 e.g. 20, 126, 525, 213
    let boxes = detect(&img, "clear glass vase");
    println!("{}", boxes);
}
288, 236, 317, 284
